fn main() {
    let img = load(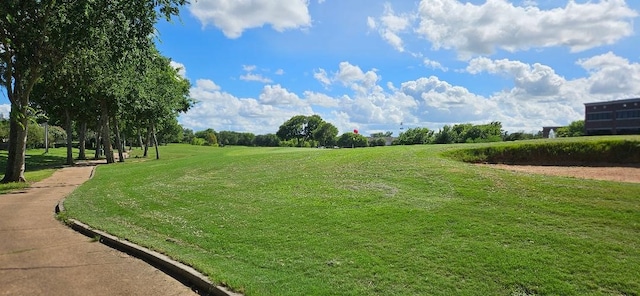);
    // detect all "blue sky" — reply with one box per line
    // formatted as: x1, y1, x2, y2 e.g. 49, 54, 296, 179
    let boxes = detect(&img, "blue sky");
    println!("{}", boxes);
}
3, 0, 640, 136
